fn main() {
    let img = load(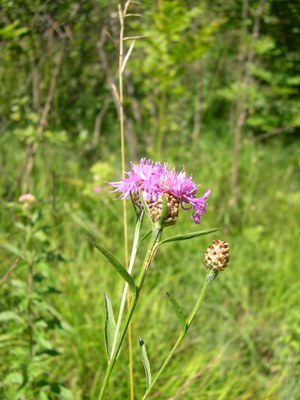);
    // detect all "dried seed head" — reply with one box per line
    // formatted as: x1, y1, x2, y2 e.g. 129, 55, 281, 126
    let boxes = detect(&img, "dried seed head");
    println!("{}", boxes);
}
150, 193, 180, 226
205, 240, 230, 272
